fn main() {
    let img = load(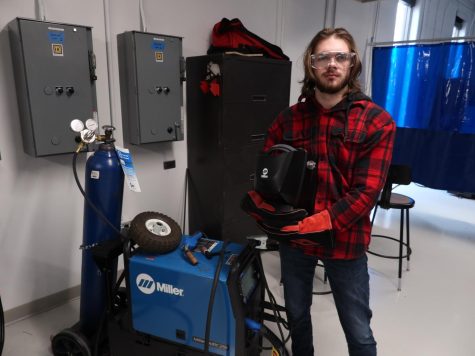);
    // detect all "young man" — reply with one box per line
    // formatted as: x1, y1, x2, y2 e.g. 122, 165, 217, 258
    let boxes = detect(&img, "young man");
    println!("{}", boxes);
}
264, 28, 396, 355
